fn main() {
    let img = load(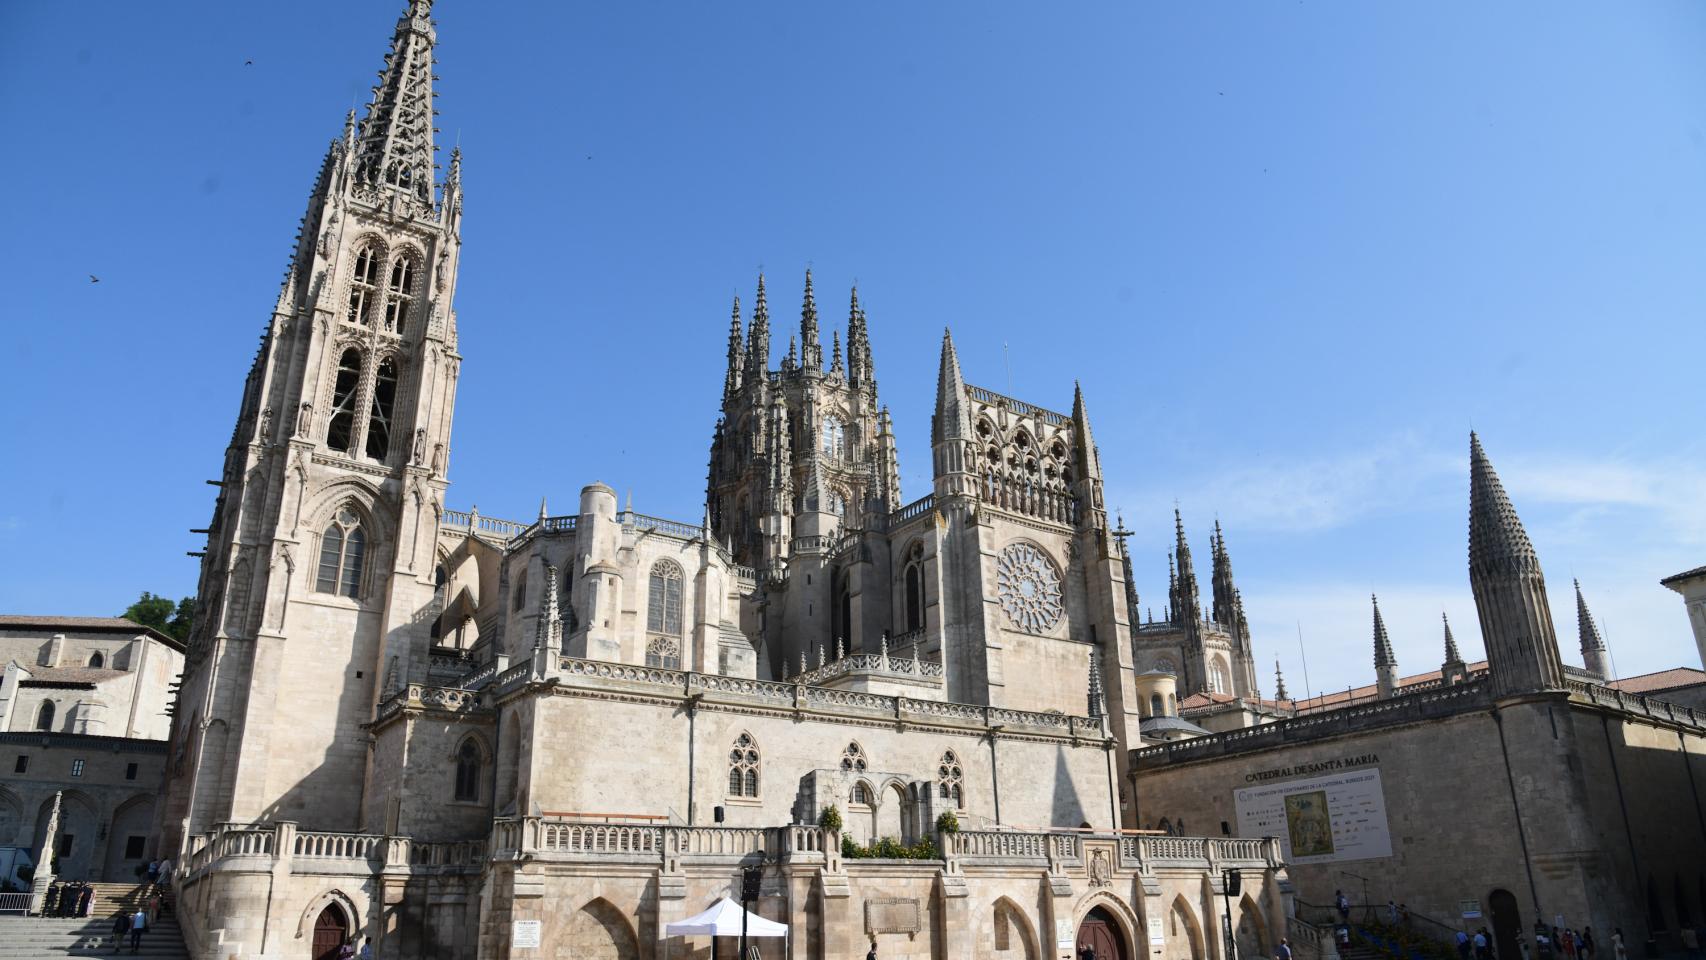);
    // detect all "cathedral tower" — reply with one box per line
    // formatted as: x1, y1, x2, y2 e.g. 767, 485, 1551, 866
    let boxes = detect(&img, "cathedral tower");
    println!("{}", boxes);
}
159, 0, 464, 848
